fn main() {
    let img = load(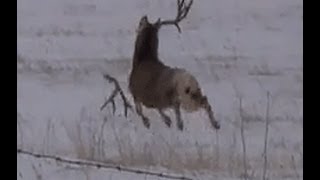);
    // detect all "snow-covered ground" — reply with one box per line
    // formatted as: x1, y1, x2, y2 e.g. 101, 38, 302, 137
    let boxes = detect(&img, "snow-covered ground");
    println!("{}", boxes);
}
17, 0, 303, 179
